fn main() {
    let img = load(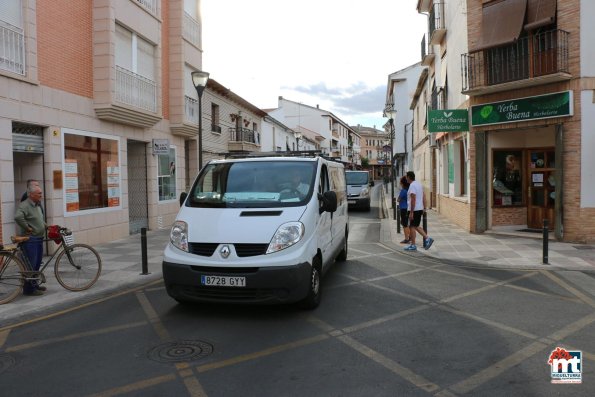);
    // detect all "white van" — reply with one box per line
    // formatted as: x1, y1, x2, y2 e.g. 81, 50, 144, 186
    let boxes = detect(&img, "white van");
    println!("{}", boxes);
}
162, 153, 348, 308
345, 170, 371, 211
